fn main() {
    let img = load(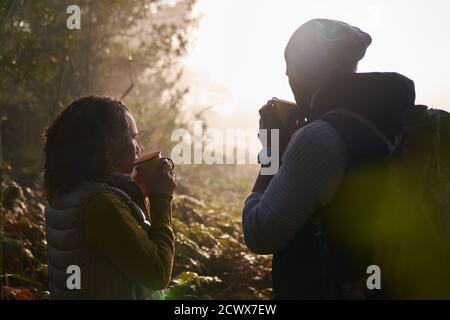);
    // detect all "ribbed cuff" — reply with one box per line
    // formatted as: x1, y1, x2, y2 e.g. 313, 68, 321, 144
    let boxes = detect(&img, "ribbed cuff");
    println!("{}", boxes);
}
149, 192, 173, 226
